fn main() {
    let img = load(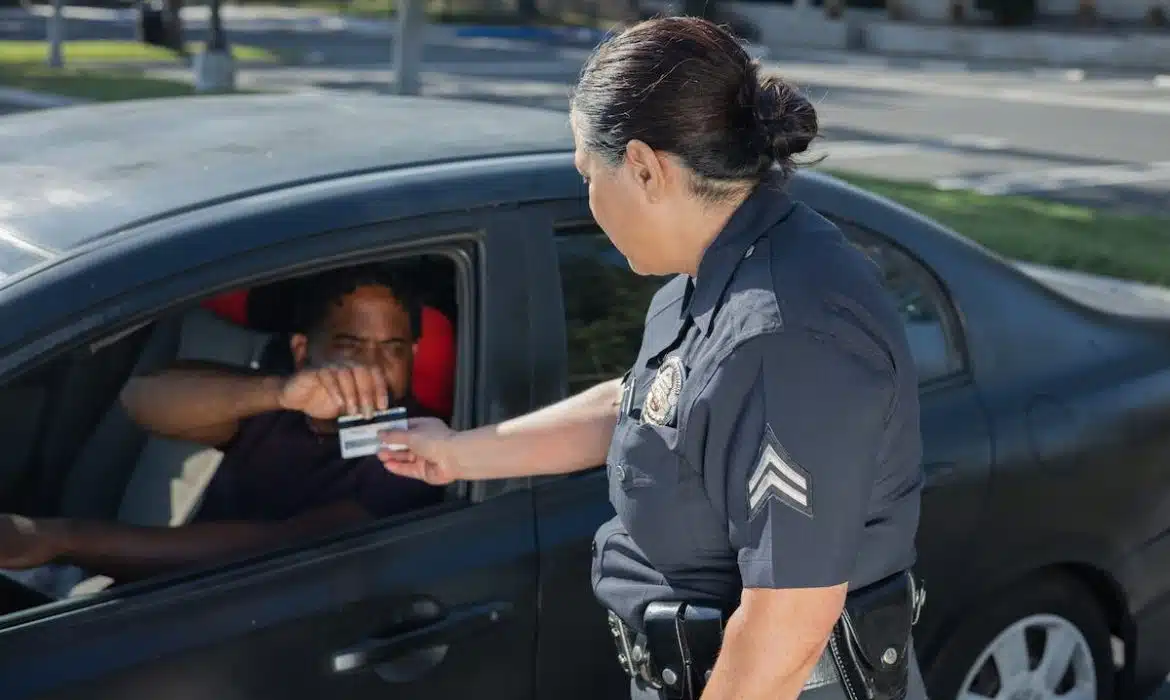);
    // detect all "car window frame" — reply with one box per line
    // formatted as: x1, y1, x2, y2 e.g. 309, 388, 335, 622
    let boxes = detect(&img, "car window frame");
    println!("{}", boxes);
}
825, 214, 971, 391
